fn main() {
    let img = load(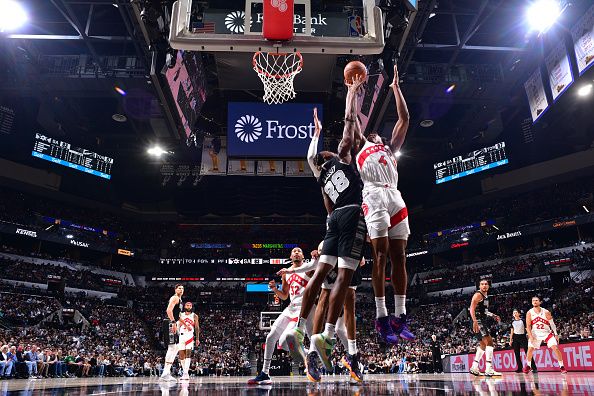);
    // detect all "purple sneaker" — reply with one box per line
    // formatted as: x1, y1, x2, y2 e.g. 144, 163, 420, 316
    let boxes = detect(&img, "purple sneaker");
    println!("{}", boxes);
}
375, 316, 399, 344
390, 314, 415, 341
